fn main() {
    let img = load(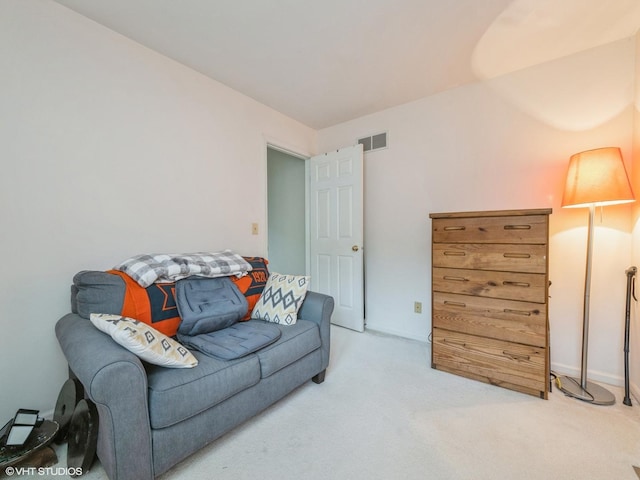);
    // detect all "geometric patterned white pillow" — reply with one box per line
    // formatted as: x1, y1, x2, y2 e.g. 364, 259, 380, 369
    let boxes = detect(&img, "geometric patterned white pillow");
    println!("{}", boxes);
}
89, 313, 198, 368
250, 273, 310, 326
